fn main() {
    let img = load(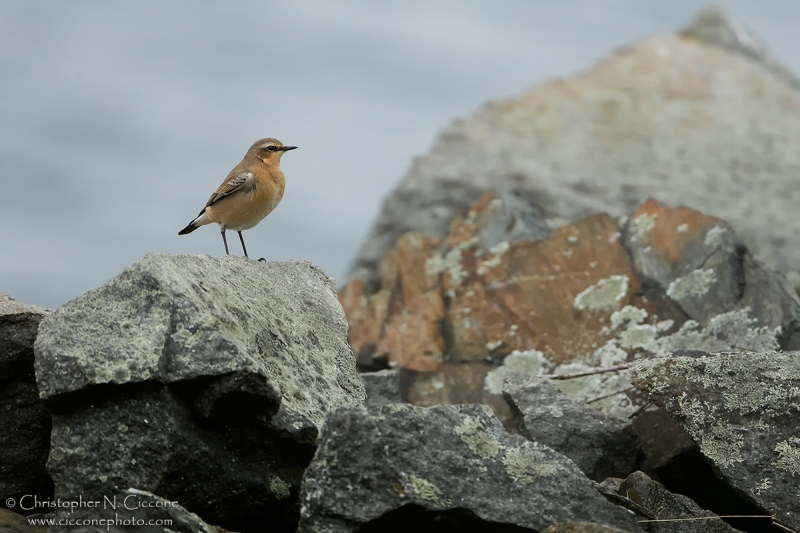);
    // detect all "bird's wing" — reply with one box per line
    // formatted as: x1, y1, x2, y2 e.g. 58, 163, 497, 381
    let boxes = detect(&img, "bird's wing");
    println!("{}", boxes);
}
205, 172, 252, 207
